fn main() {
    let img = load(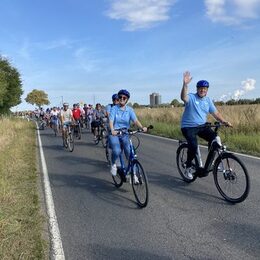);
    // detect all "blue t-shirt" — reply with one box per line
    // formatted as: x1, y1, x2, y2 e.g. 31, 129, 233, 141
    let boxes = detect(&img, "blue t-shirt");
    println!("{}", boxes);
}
109, 105, 137, 130
181, 93, 217, 128
105, 104, 113, 115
